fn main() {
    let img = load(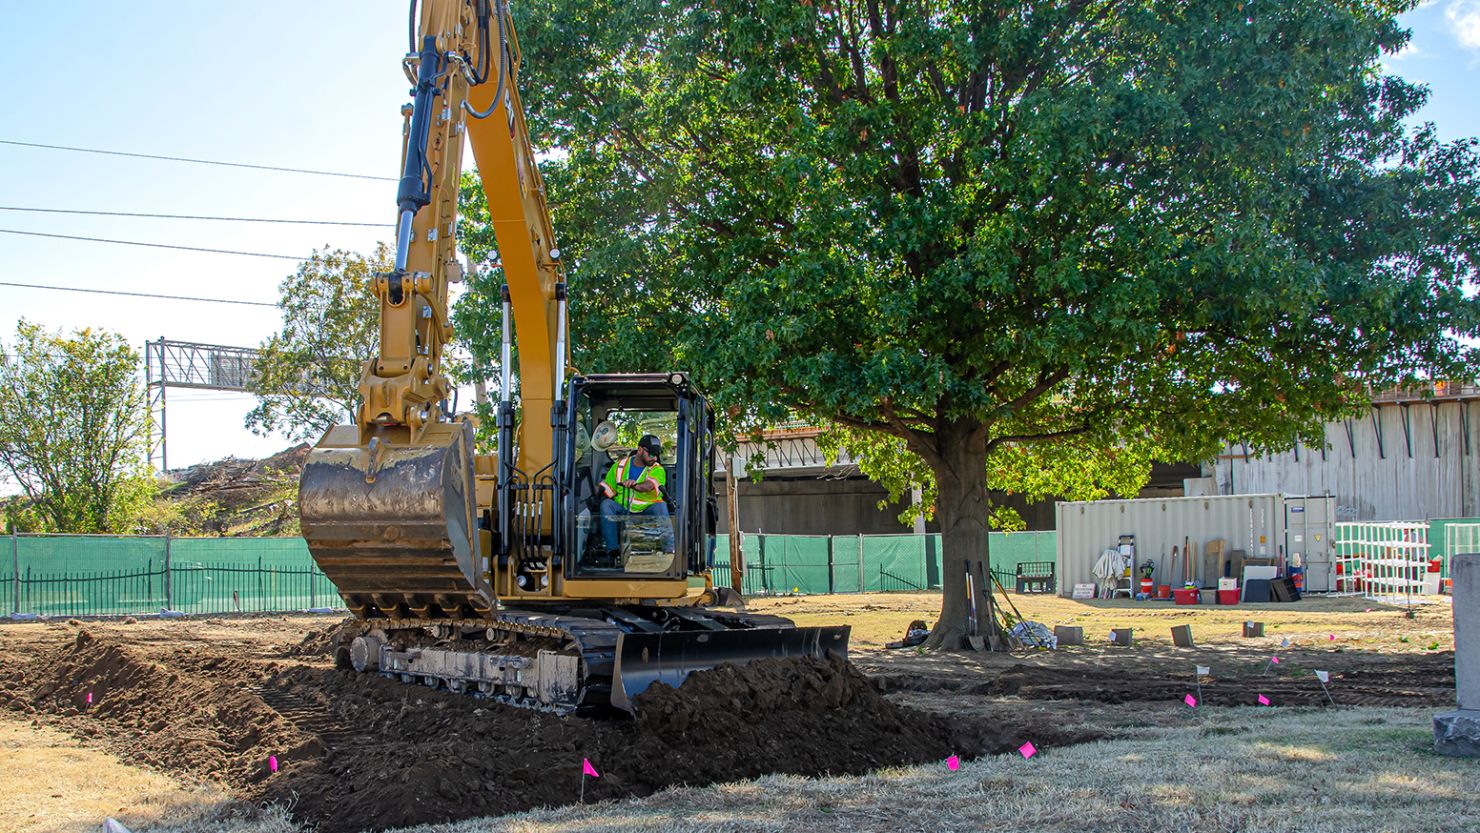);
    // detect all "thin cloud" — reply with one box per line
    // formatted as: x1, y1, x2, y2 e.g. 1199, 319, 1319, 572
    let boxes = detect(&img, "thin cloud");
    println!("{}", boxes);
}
1448, 0, 1480, 49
